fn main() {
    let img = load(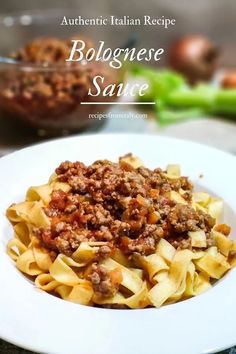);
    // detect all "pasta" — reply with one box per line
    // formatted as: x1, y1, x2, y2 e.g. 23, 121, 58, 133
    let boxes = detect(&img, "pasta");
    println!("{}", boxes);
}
6, 154, 236, 308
